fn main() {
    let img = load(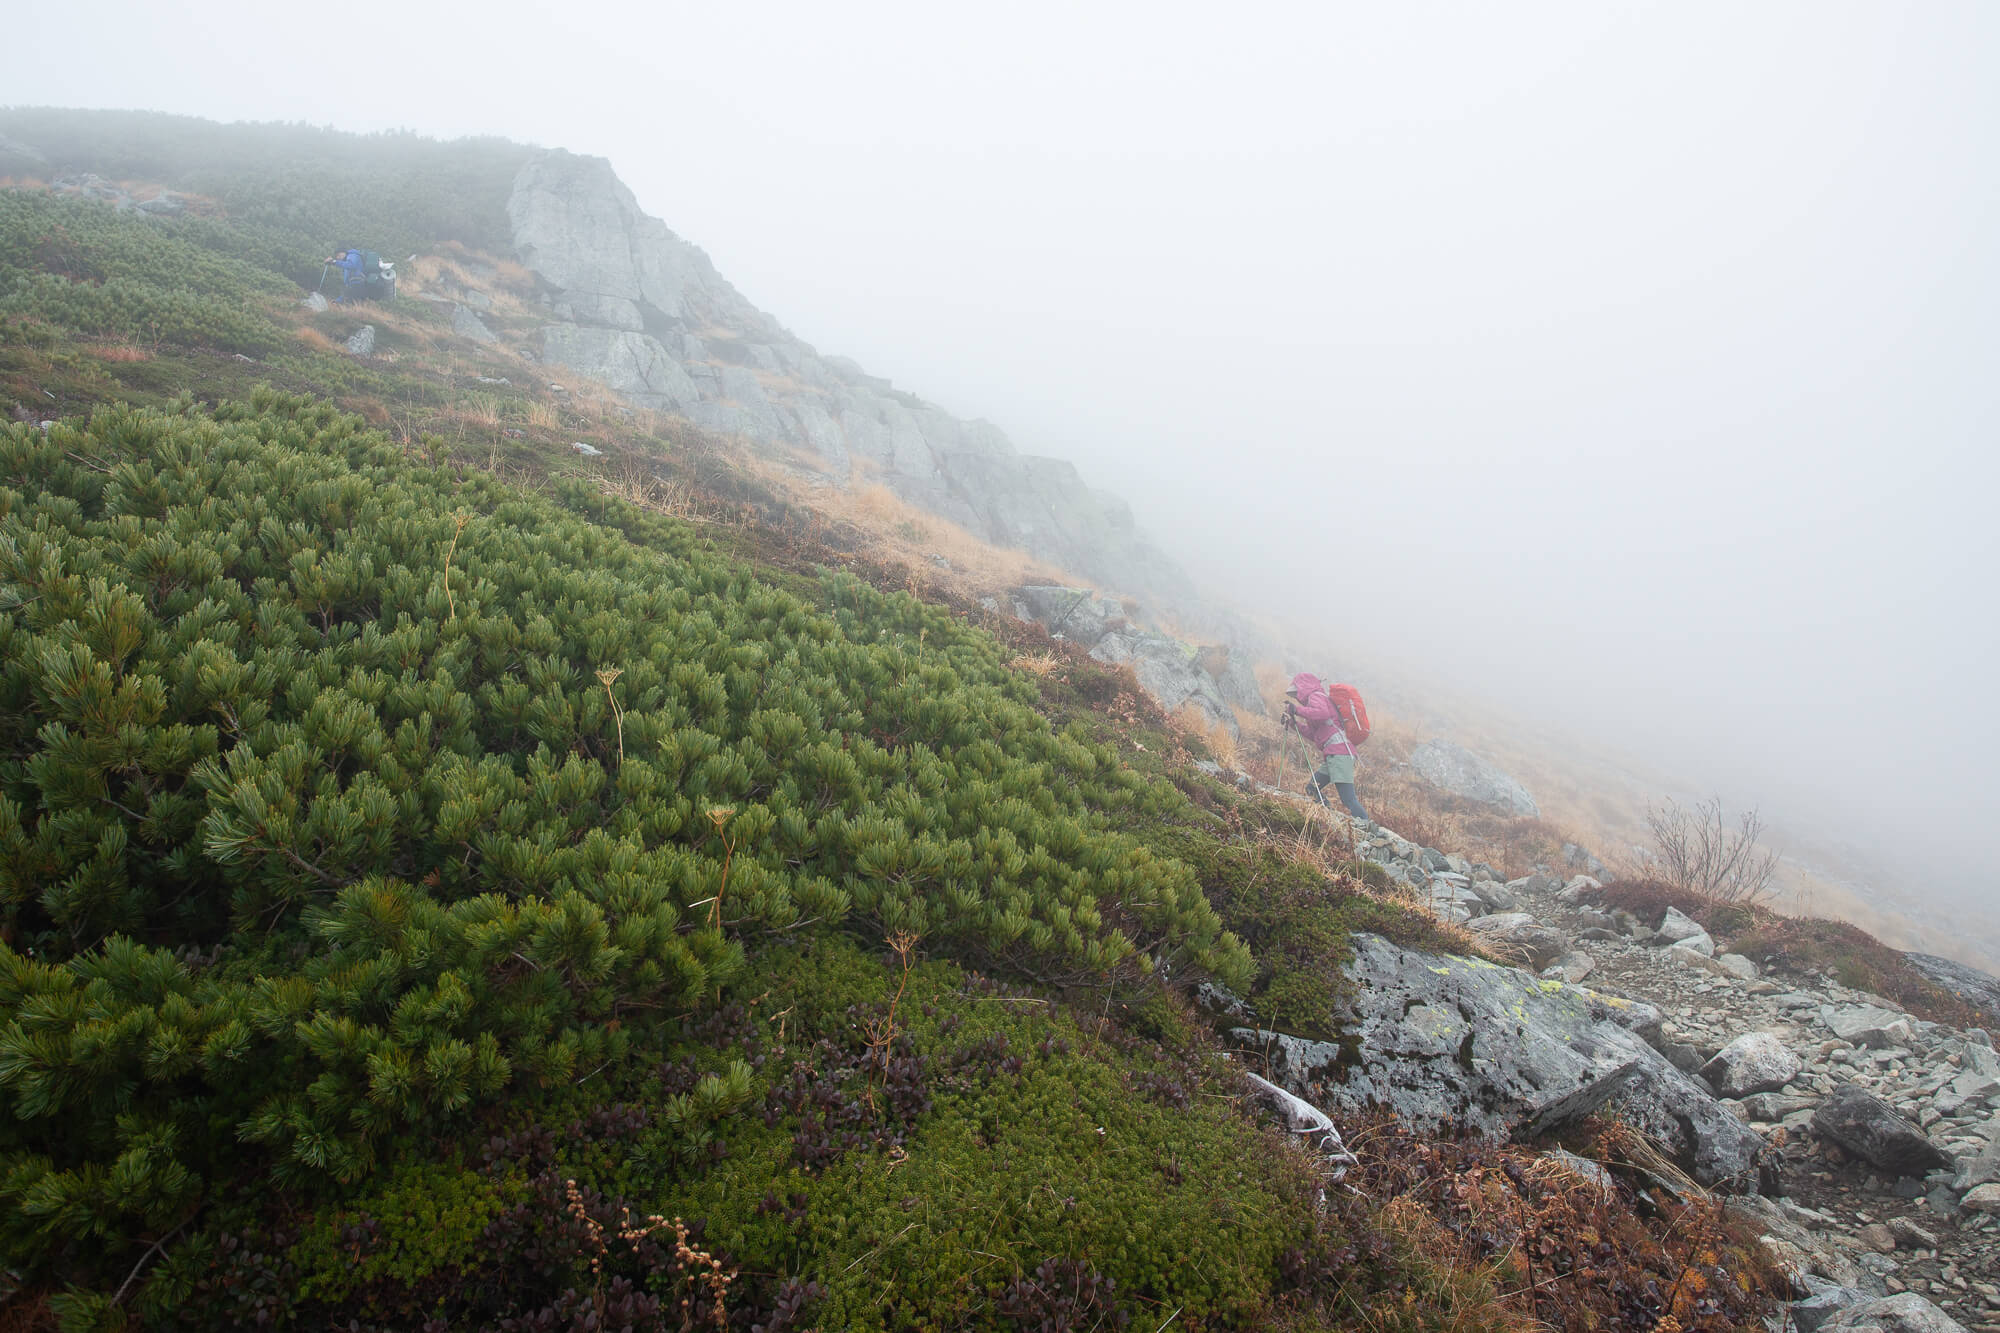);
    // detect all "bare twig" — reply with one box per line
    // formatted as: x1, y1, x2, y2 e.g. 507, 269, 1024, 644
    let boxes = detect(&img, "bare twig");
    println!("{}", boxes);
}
441, 511, 469, 620
1645, 796, 1780, 906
